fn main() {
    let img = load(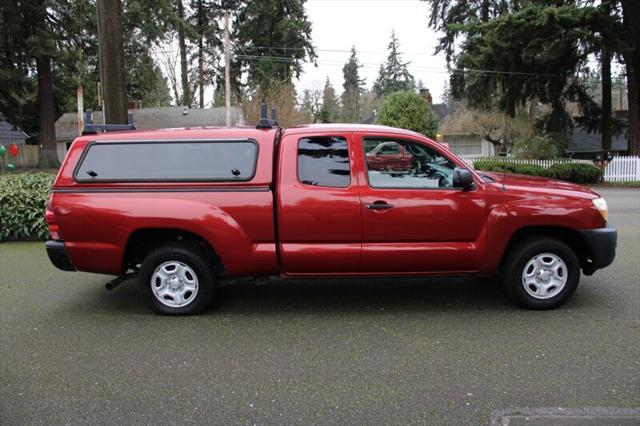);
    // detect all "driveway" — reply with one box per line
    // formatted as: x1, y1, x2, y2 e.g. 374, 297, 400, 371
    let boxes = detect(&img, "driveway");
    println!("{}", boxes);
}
1, 188, 638, 425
